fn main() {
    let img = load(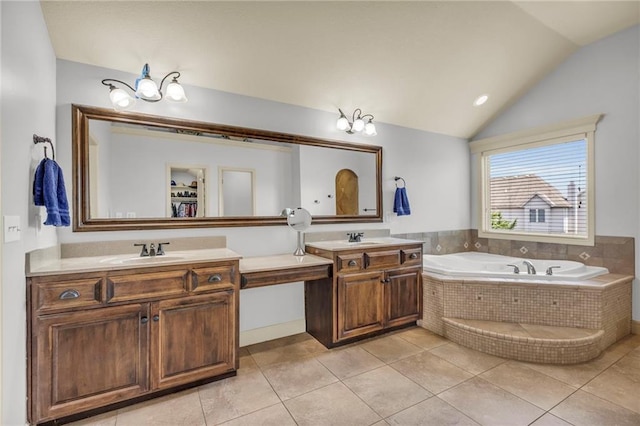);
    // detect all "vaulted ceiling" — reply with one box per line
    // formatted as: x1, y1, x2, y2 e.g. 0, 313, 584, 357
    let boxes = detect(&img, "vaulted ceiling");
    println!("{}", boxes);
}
40, 1, 639, 139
